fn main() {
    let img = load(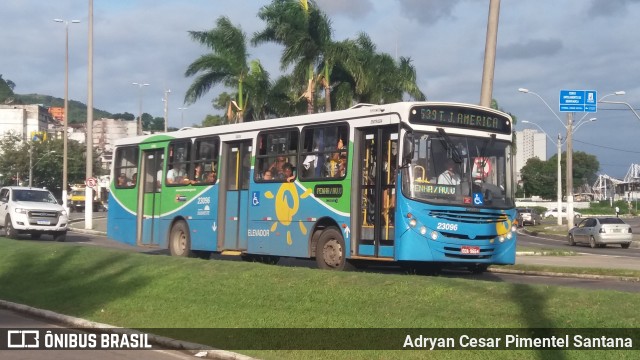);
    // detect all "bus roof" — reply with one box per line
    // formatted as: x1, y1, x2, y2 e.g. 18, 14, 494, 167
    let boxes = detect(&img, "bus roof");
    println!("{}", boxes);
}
114, 101, 512, 147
